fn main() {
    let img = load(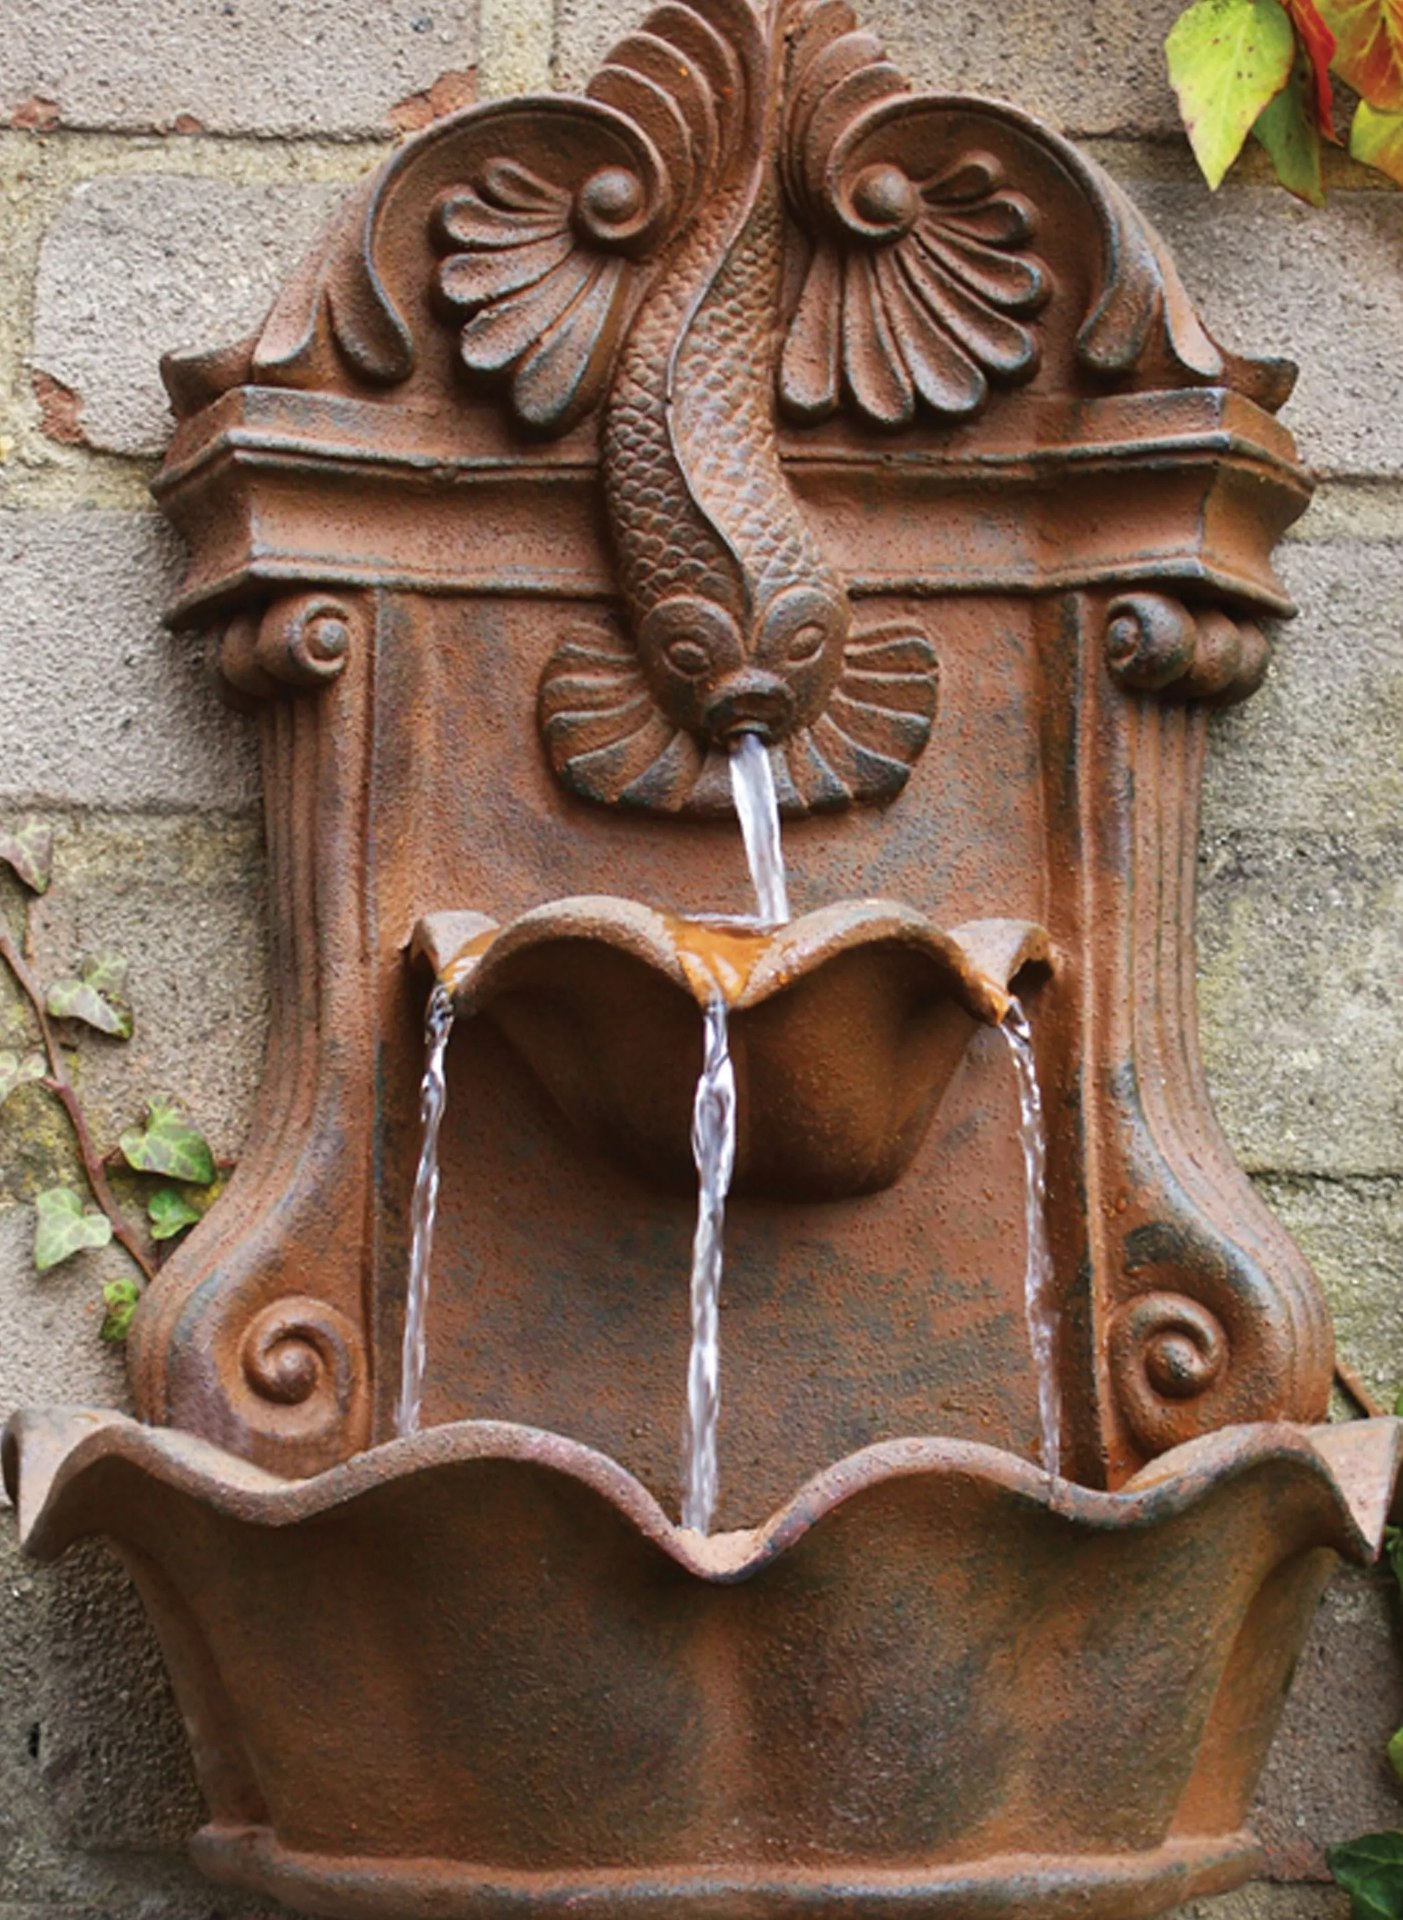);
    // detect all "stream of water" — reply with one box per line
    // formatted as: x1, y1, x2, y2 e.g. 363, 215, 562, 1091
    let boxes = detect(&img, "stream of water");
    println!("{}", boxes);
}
1001, 998, 1061, 1480
680, 991, 738, 1533
395, 980, 455, 1441
730, 731, 789, 925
